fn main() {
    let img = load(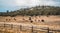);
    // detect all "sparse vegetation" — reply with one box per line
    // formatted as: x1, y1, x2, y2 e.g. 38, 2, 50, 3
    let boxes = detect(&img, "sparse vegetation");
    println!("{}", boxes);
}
0, 6, 60, 16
